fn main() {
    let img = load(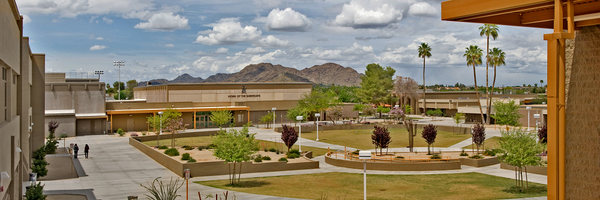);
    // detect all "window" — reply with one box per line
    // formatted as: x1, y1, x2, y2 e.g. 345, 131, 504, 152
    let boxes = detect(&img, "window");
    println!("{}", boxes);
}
2, 67, 5, 80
